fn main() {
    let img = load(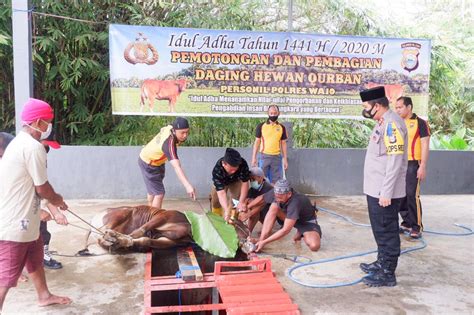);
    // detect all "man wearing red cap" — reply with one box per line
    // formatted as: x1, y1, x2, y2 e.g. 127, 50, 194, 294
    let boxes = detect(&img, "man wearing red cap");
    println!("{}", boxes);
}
0, 98, 71, 310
